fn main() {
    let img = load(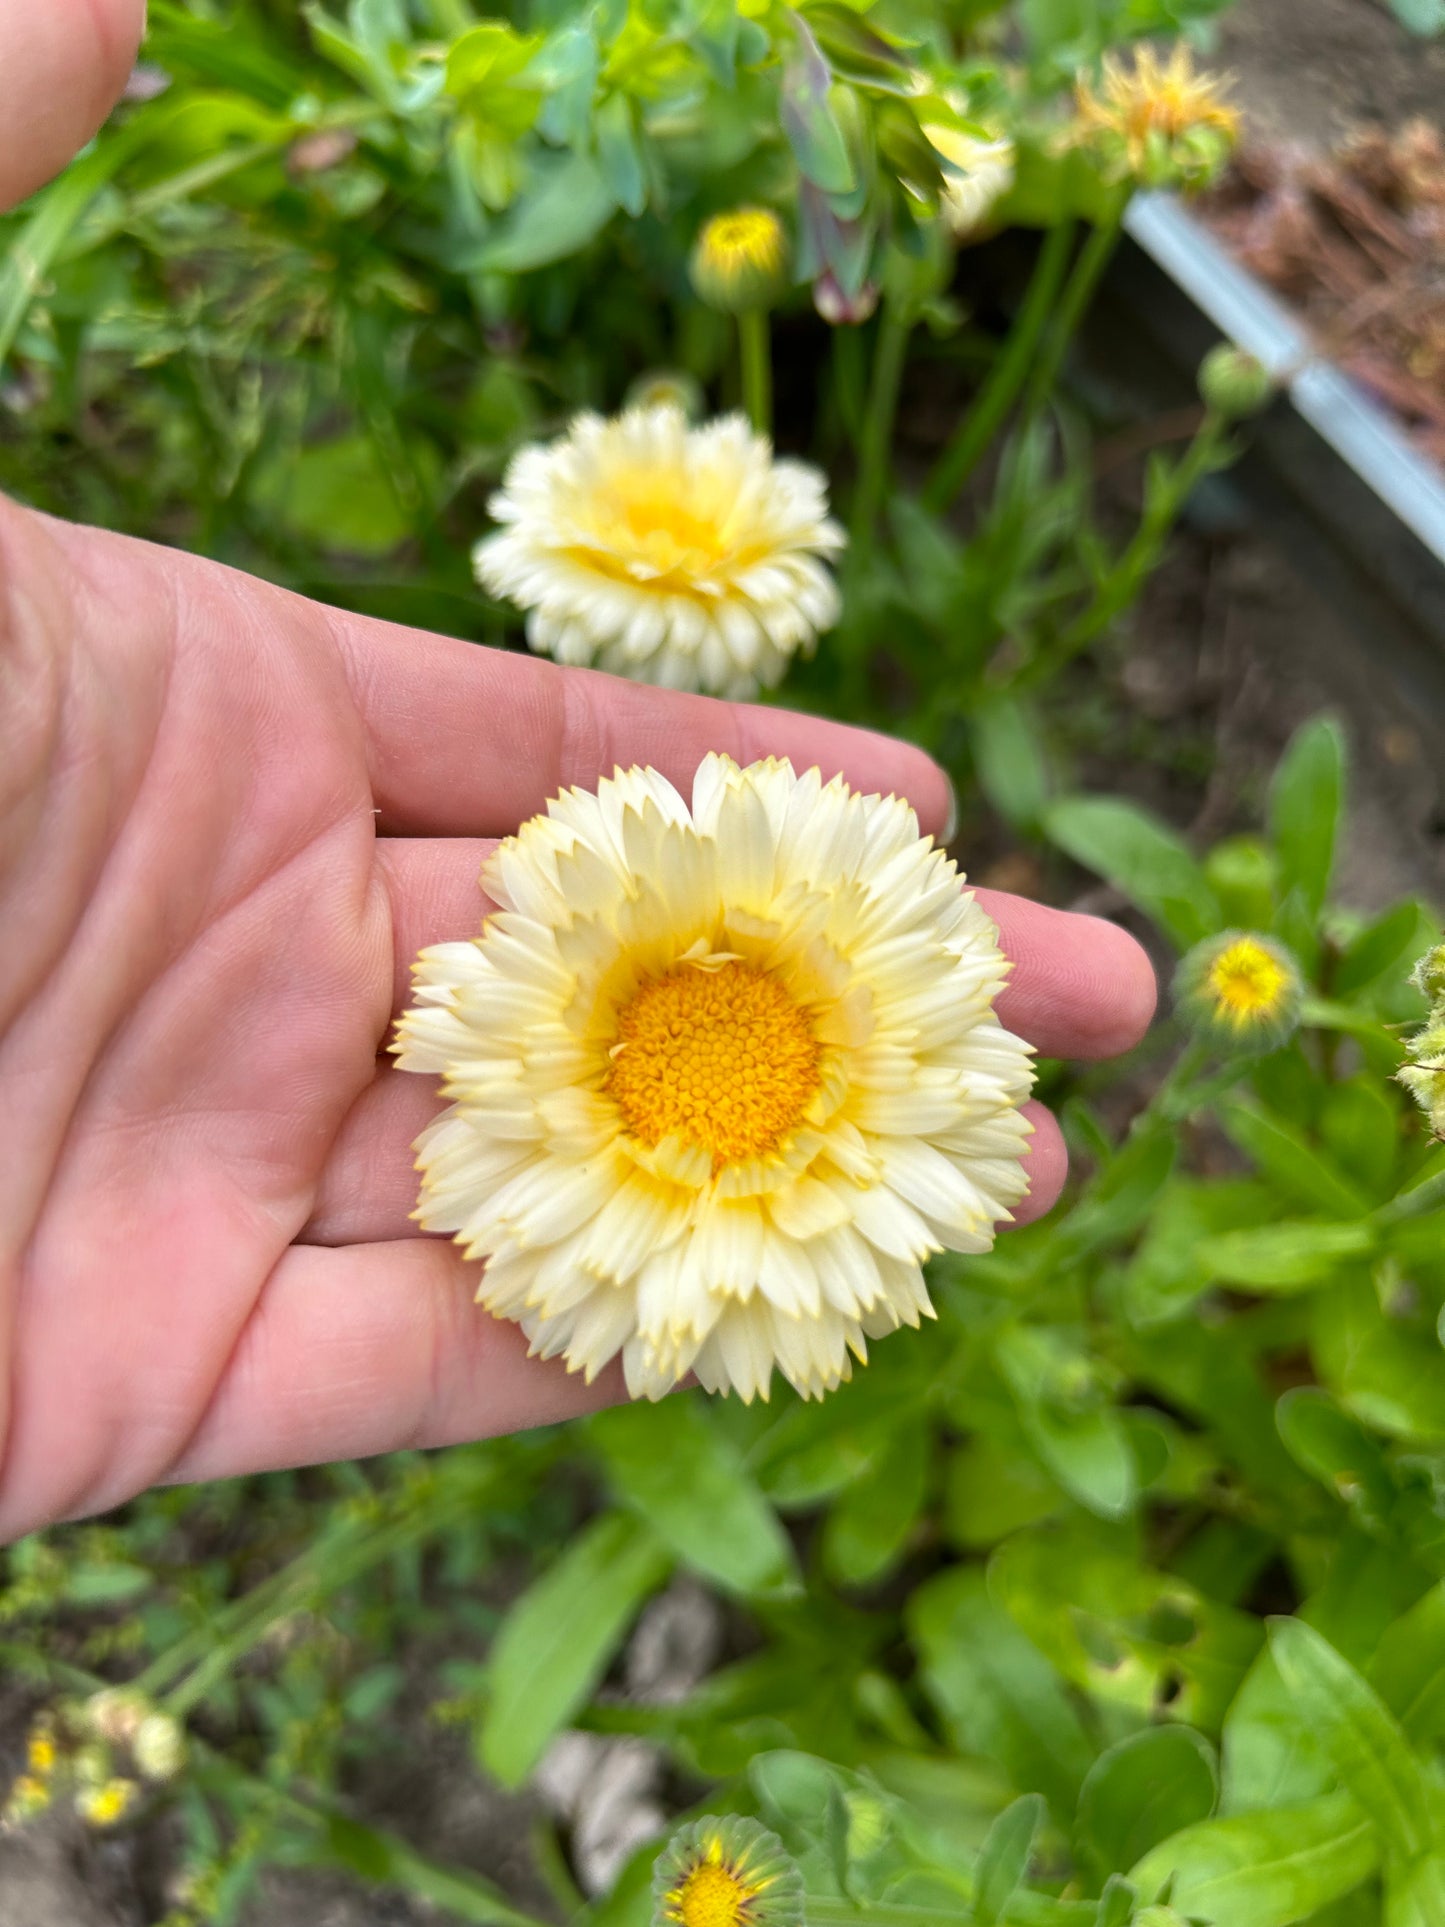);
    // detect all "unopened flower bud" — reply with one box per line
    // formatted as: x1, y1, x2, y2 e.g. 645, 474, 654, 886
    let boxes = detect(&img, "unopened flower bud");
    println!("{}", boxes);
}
813, 271, 879, 326
690, 207, 789, 314
626, 370, 706, 421
134, 1713, 187, 1784
1199, 345, 1275, 419
1410, 943, 1445, 1003
85, 1688, 147, 1748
